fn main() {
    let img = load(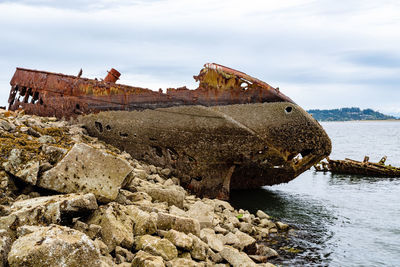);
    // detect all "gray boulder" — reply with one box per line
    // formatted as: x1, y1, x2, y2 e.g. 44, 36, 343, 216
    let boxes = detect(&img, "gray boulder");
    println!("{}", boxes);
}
135, 235, 178, 261
187, 201, 215, 229
0, 193, 97, 234
219, 245, 257, 267
7, 225, 101, 267
188, 233, 208, 261
142, 187, 185, 208
200, 228, 224, 252
39, 143, 133, 202
164, 229, 193, 250
2, 149, 39, 185
132, 250, 165, 267
157, 212, 200, 236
